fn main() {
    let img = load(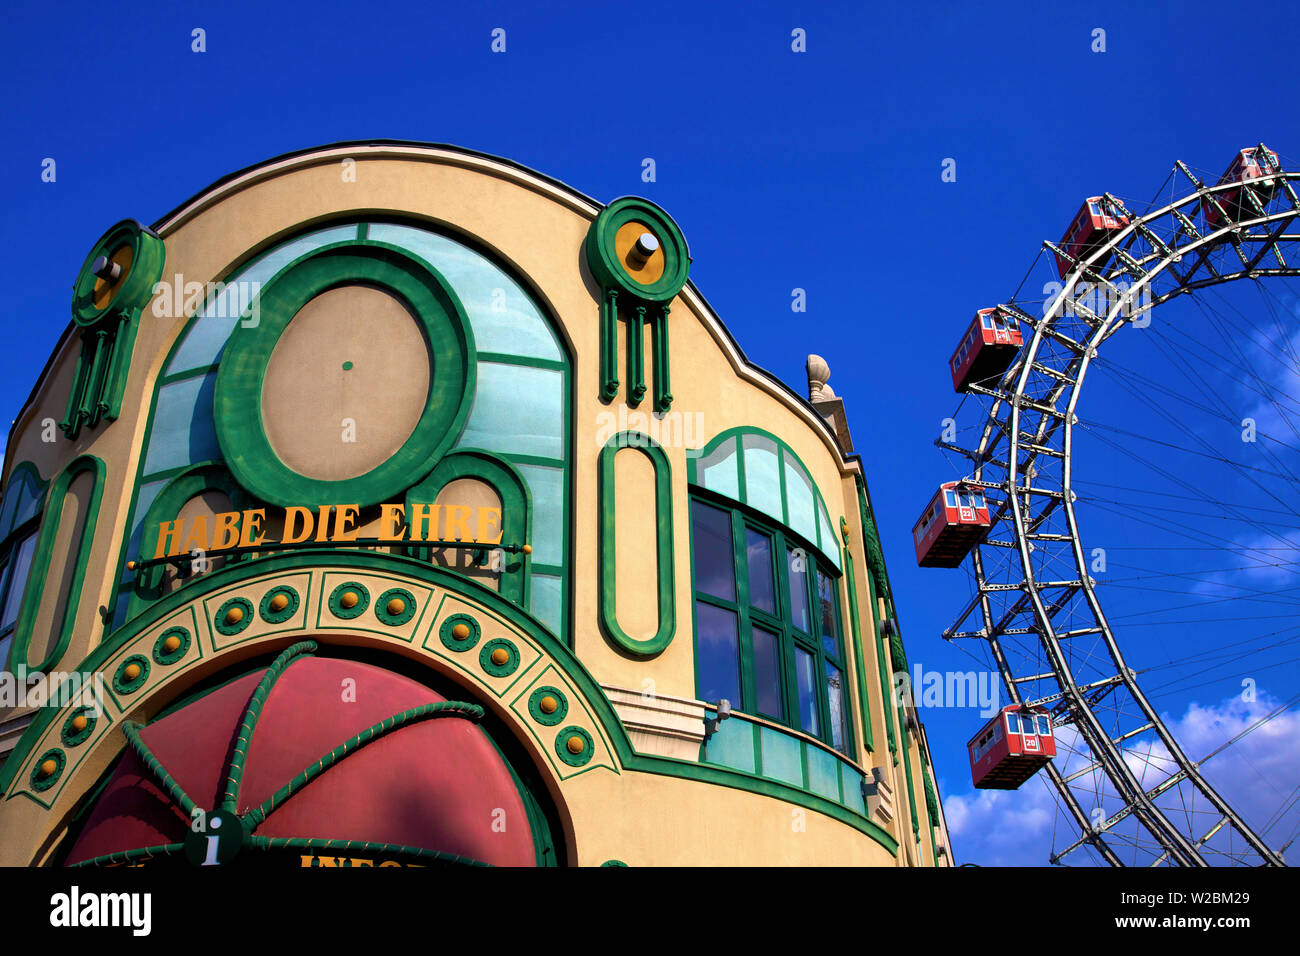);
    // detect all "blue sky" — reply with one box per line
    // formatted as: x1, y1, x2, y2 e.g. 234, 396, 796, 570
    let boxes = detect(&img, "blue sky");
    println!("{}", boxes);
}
3, 0, 1299, 864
